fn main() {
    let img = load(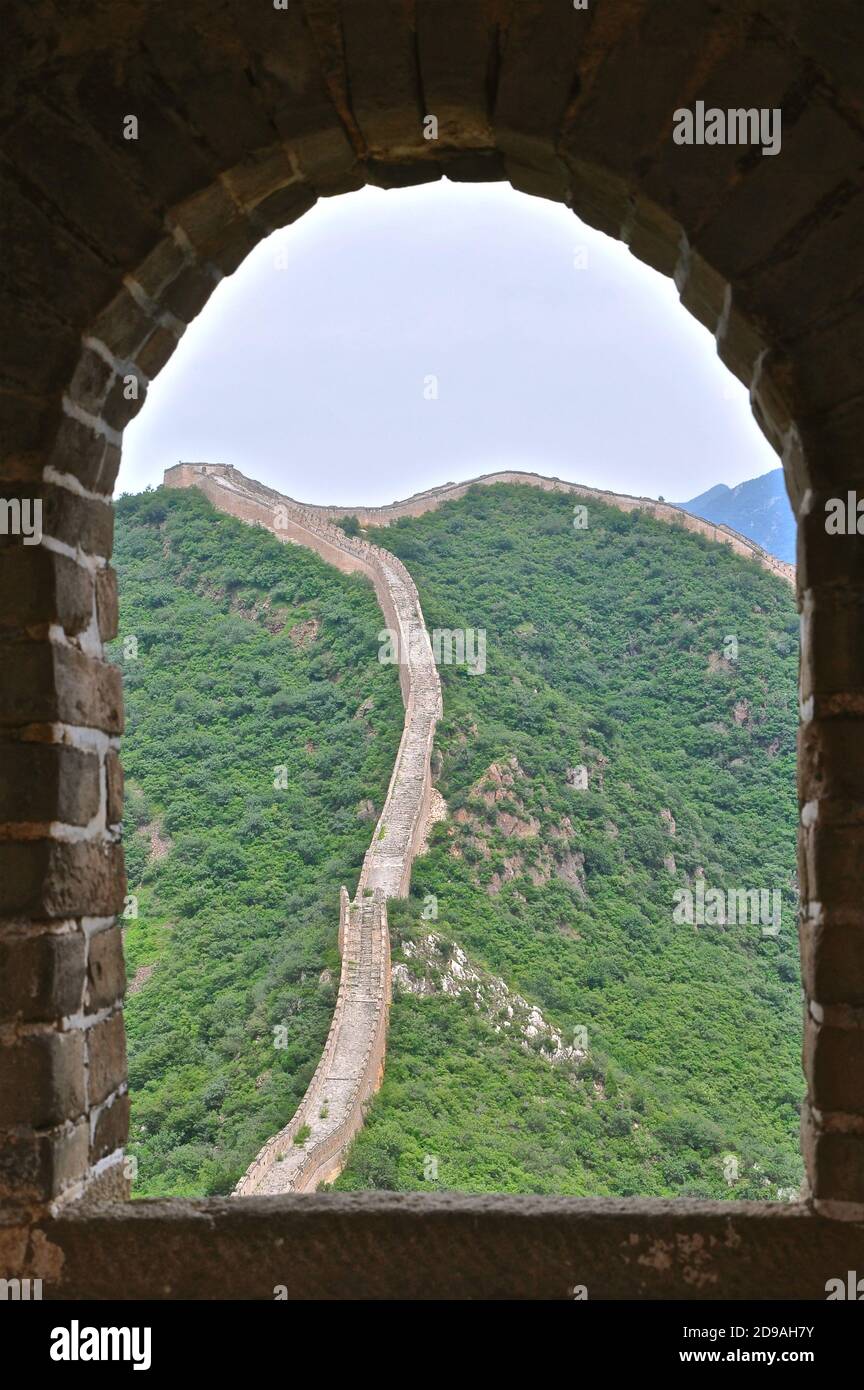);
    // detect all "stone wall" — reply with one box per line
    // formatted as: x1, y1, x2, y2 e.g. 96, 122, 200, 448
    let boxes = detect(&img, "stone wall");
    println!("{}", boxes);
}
164, 463, 442, 1193
3, 0, 864, 1297
217, 466, 795, 588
